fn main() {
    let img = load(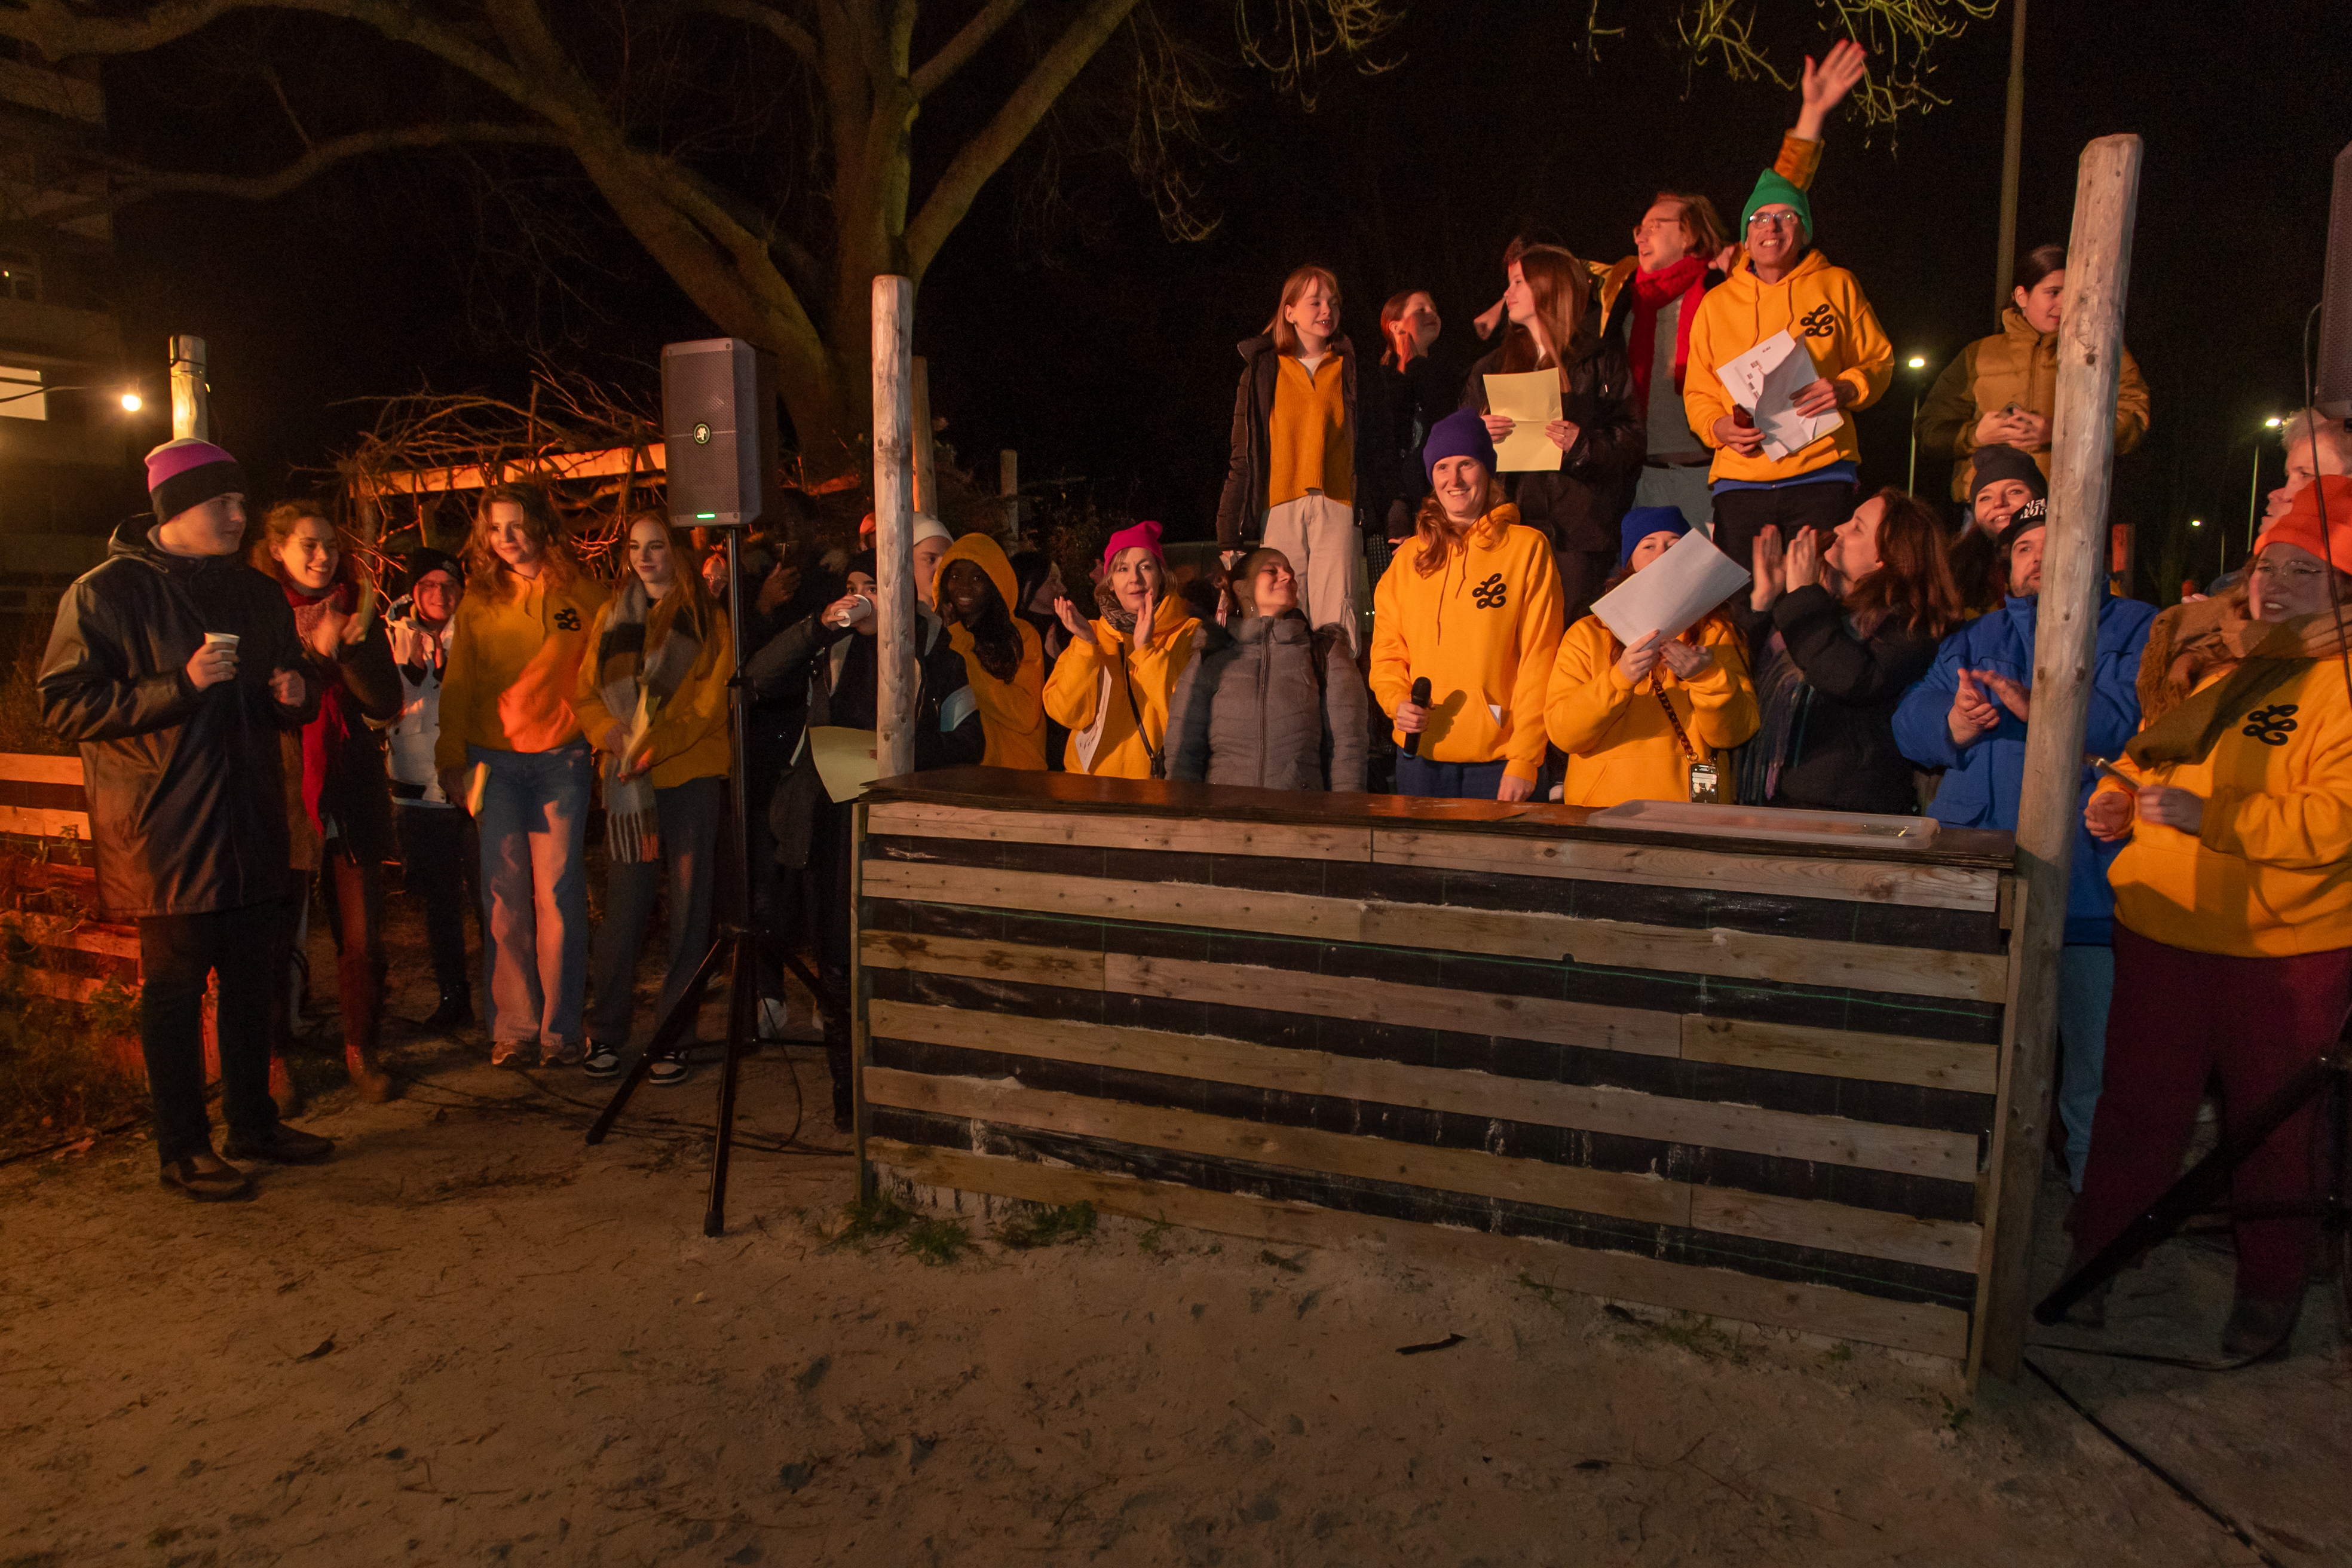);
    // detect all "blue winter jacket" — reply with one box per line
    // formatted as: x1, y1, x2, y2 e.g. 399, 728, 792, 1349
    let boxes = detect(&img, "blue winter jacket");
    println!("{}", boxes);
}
1892, 590, 2157, 944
